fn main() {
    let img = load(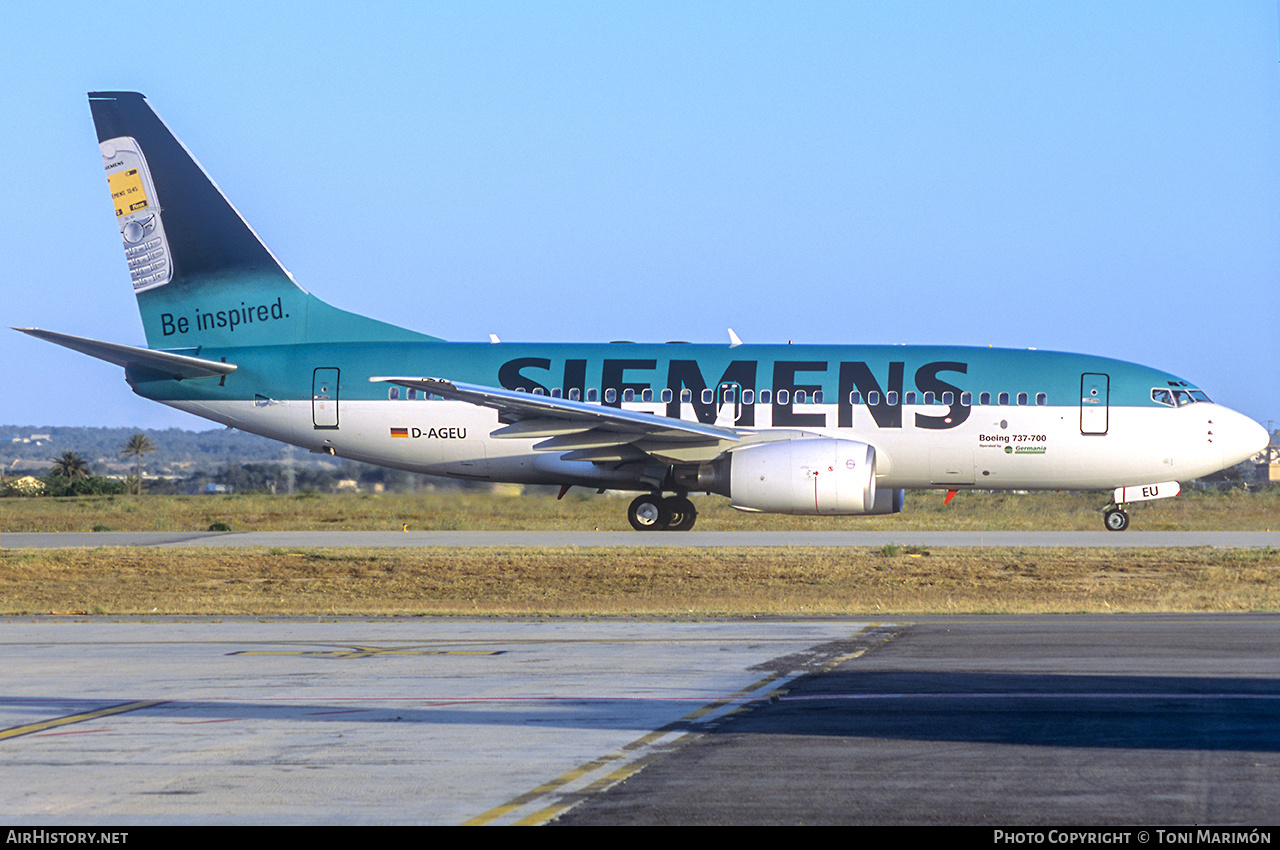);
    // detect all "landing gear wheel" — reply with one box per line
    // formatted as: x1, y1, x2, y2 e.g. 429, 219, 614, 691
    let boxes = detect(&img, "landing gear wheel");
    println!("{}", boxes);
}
1103, 508, 1129, 532
664, 496, 698, 532
628, 495, 671, 531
